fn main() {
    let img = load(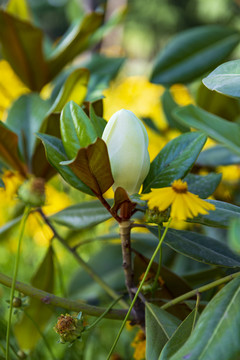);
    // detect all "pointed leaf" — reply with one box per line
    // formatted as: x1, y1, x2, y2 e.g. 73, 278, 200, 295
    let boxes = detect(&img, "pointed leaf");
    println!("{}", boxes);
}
203, 59, 240, 99
89, 104, 107, 137
14, 246, 55, 349
37, 133, 92, 195
151, 25, 239, 86
161, 90, 189, 132
49, 69, 89, 113
62, 138, 114, 195
143, 132, 207, 193
6, 94, 50, 167
46, 13, 103, 79
50, 200, 112, 230
60, 101, 97, 159
188, 200, 240, 228
159, 310, 197, 360
149, 227, 240, 267
0, 9, 48, 91
185, 173, 222, 198
0, 122, 27, 176
229, 218, 240, 253
174, 105, 240, 156
197, 145, 240, 166
146, 303, 180, 360
170, 277, 240, 360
